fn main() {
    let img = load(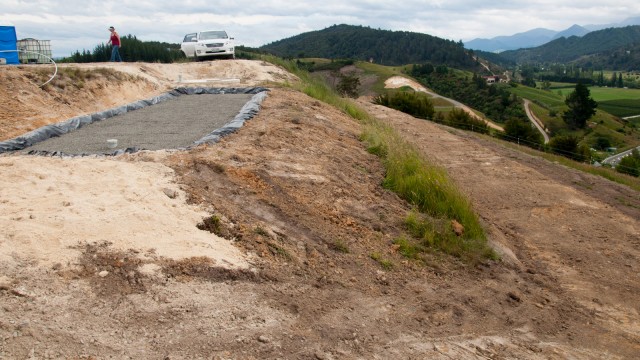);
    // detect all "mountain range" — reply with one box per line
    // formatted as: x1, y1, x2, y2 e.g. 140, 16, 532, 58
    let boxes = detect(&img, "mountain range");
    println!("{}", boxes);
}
465, 16, 640, 52
492, 25, 640, 70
